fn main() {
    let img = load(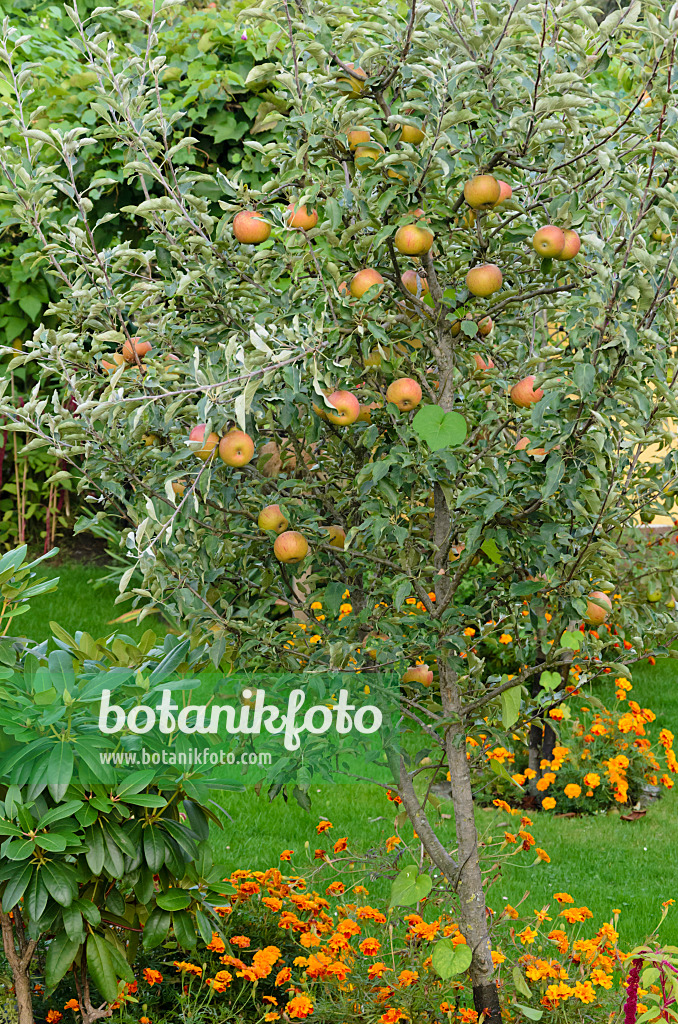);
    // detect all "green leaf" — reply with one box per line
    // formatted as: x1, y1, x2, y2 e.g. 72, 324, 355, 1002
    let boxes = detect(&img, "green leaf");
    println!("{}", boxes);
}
412, 406, 467, 451
143, 907, 171, 950
573, 362, 595, 395
143, 826, 166, 872
481, 539, 503, 564
47, 743, 74, 802
2, 860, 32, 910
560, 630, 582, 650
388, 864, 432, 909
431, 938, 472, 979
543, 457, 564, 499
36, 801, 83, 831
84, 826, 105, 875
46, 932, 81, 993
172, 909, 198, 950
513, 966, 532, 999
41, 861, 76, 907
514, 1005, 543, 1021
87, 934, 120, 1004
156, 890, 192, 911
539, 671, 561, 692
195, 906, 213, 944
510, 580, 545, 597
501, 685, 522, 729
62, 904, 84, 943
